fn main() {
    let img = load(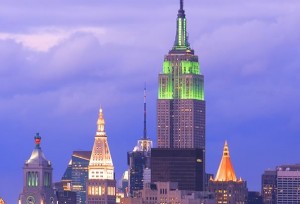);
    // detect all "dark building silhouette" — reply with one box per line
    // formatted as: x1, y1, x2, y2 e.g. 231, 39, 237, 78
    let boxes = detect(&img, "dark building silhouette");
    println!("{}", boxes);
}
248, 191, 263, 204
56, 191, 77, 204
261, 170, 277, 204
151, 148, 204, 191
128, 88, 152, 197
